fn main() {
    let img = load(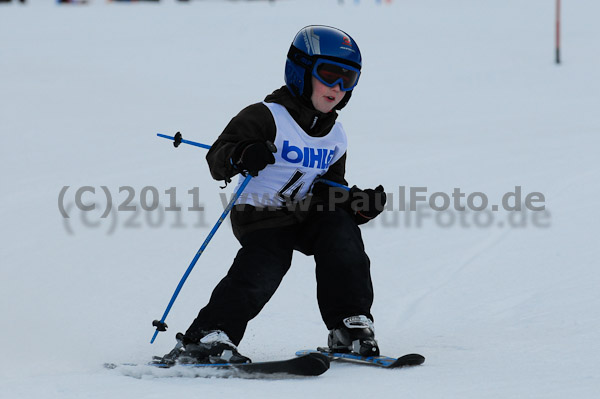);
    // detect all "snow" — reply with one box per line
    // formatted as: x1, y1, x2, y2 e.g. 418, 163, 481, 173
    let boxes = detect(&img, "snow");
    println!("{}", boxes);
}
1, 0, 599, 397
